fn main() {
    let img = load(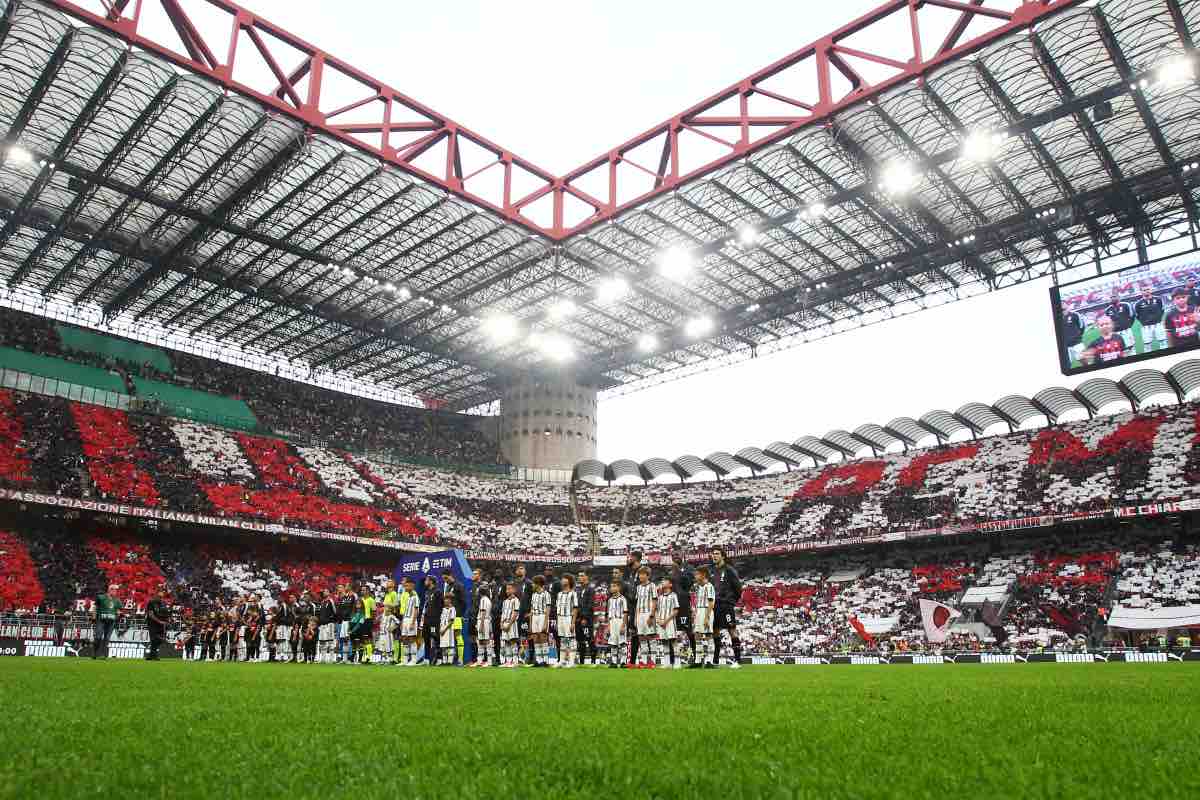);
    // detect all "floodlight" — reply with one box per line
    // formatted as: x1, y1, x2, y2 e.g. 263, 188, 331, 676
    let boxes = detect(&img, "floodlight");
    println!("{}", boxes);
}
659, 247, 693, 279
962, 130, 1007, 163
540, 334, 574, 362
482, 313, 519, 344
7, 145, 32, 165
880, 161, 920, 195
547, 298, 576, 321
738, 226, 758, 246
685, 316, 713, 337
637, 333, 658, 352
1157, 56, 1194, 87
596, 276, 629, 305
